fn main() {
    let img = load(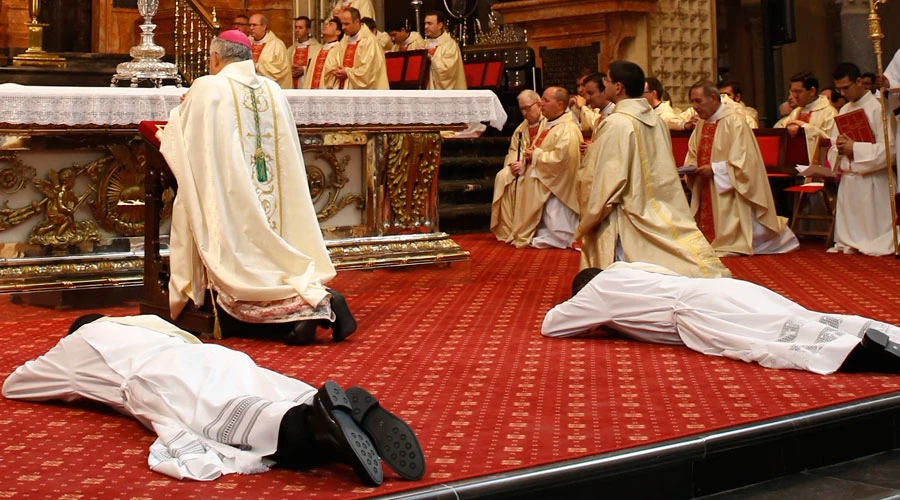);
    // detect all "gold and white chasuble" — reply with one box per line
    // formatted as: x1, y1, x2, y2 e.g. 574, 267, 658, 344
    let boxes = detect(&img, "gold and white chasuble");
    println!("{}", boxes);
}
425, 31, 467, 90
305, 40, 340, 89
503, 112, 581, 248
577, 98, 730, 278
161, 60, 336, 324
685, 103, 797, 256
251, 30, 292, 89
391, 31, 425, 52
780, 94, 836, 162
491, 116, 546, 242
325, 25, 389, 90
